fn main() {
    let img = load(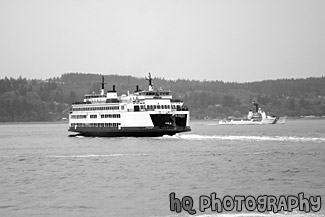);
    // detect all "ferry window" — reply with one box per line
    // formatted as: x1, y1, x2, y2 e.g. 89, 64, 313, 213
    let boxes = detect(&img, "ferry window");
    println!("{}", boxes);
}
153, 105, 156, 109
157, 105, 160, 109
167, 105, 170, 109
